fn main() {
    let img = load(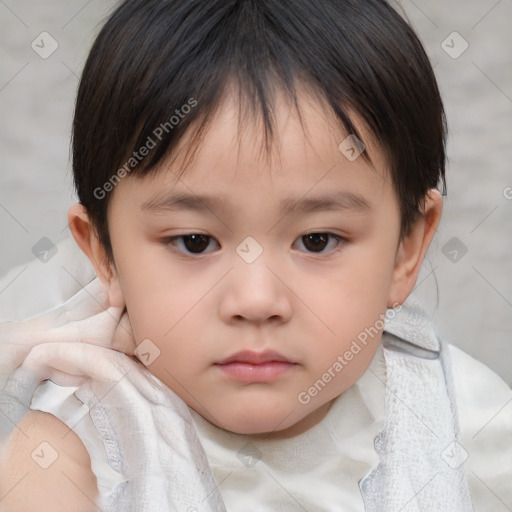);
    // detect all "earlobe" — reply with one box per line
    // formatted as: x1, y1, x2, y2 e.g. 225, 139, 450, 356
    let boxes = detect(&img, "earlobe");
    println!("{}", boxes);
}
387, 189, 443, 307
67, 204, 125, 308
